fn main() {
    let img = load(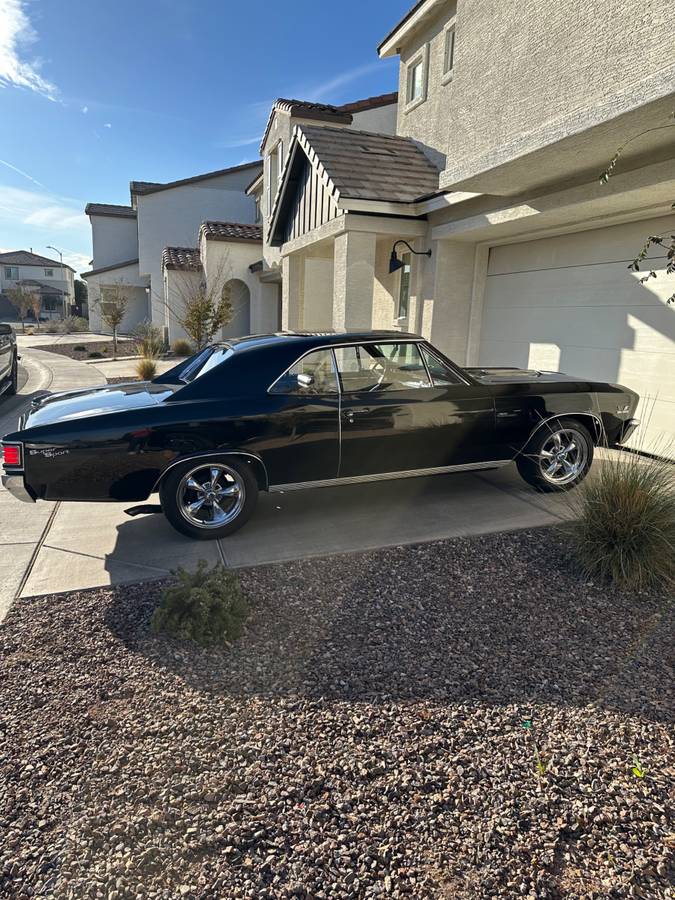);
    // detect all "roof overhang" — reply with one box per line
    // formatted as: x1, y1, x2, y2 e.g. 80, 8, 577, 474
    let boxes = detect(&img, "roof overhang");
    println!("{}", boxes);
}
80, 258, 140, 279
245, 172, 264, 196
378, 0, 447, 58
